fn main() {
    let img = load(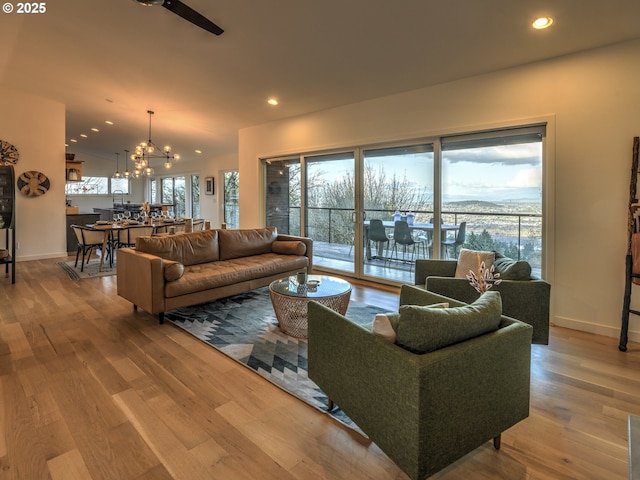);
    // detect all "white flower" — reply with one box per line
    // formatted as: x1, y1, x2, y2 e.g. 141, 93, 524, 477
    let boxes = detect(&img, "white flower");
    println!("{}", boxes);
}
466, 261, 502, 294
